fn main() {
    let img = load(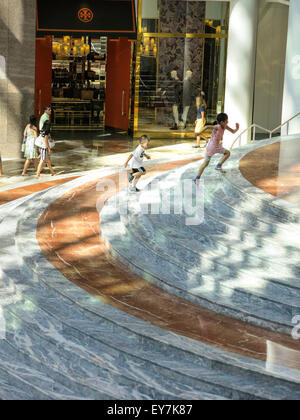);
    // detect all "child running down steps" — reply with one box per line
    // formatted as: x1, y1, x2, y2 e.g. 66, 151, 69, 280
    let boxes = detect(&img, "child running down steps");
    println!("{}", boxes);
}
124, 135, 151, 192
194, 113, 239, 186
